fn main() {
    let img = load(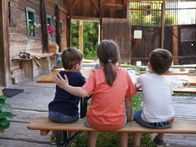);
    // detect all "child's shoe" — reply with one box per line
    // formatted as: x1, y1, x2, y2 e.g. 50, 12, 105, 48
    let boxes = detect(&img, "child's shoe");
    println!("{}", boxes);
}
50, 135, 57, 145
153, 135, 166, 146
